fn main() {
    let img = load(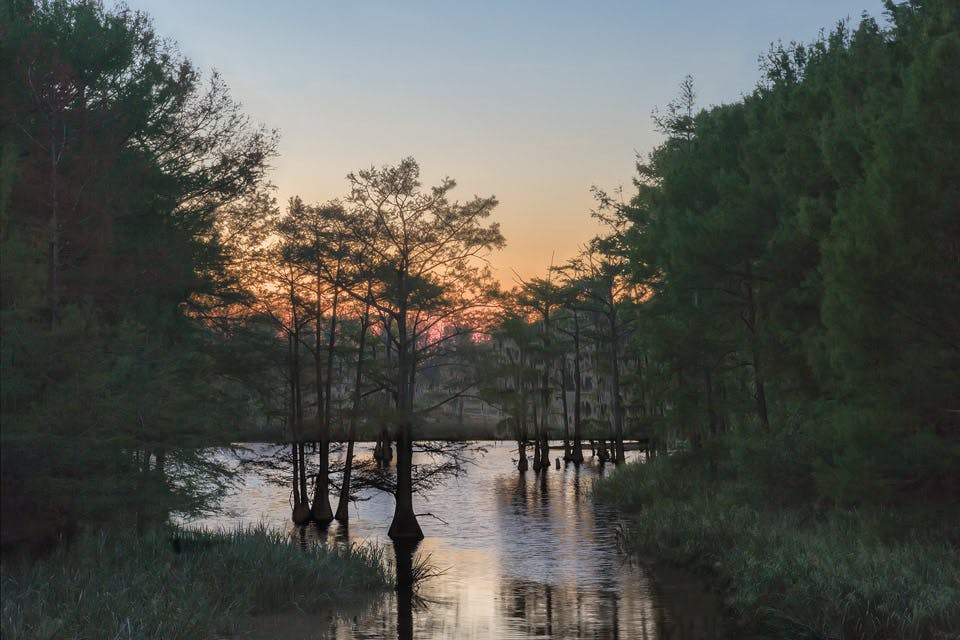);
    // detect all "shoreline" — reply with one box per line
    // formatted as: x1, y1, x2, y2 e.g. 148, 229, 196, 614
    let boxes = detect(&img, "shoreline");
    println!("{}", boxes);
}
594, 445, 960, 640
